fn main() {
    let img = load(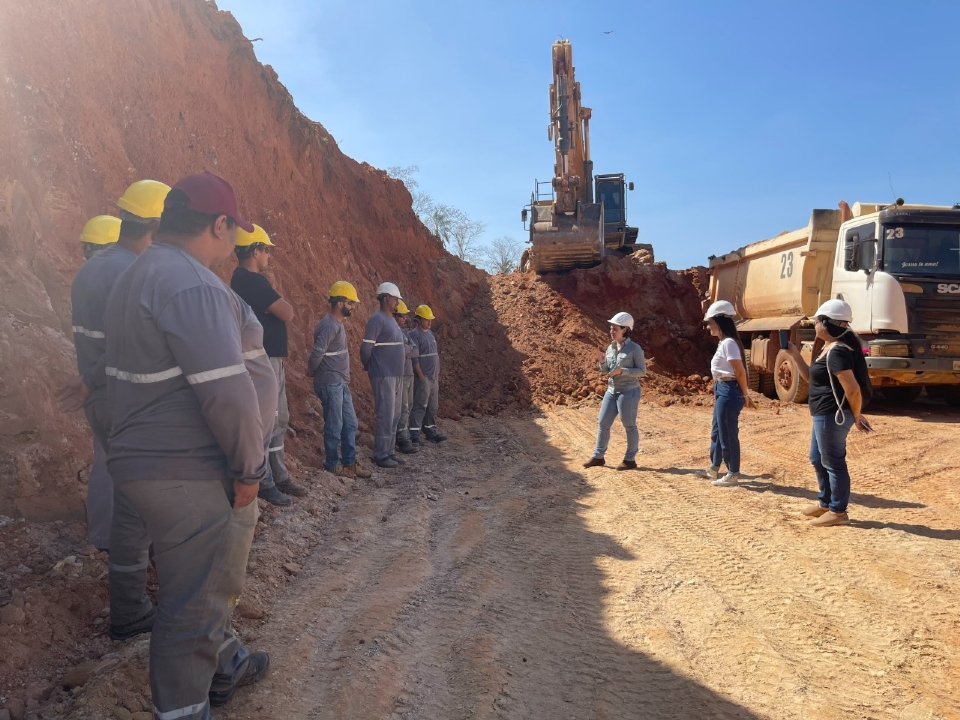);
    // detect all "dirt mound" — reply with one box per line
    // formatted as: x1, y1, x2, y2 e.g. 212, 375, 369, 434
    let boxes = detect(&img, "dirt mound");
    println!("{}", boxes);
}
442, 255, 715, 414
0, 0, 485, 520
